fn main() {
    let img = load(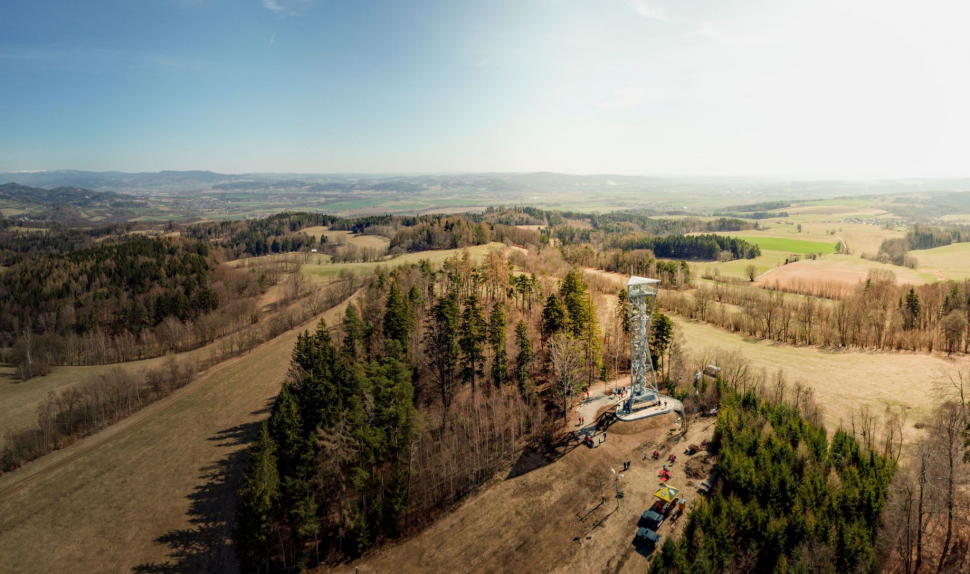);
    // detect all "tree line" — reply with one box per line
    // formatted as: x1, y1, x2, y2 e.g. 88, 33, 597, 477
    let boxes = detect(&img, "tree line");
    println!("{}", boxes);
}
1, 273, 362, 474
617, 233, 761, 260
661, 273, 970, 355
